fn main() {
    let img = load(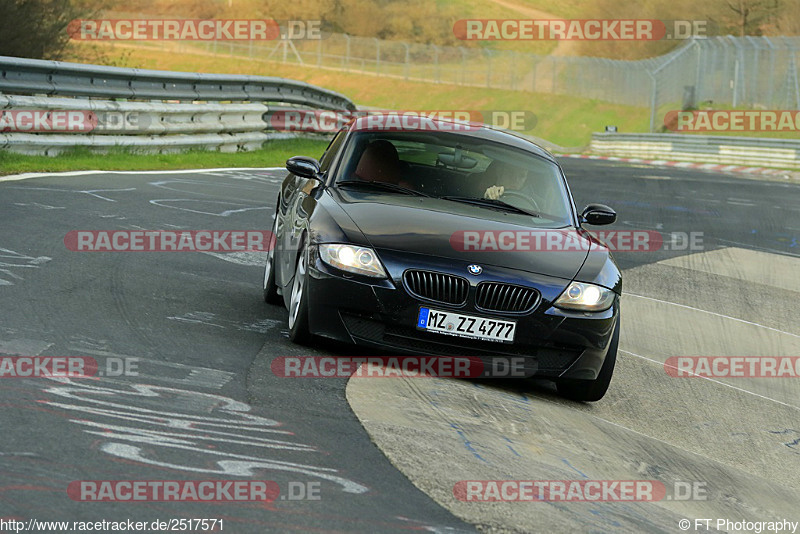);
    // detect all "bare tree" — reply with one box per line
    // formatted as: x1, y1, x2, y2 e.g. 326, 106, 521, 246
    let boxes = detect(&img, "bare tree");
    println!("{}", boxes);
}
725, 0, 779, 36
